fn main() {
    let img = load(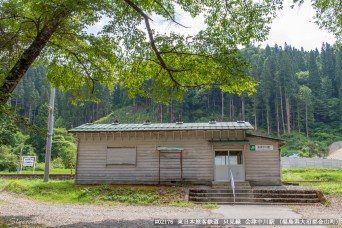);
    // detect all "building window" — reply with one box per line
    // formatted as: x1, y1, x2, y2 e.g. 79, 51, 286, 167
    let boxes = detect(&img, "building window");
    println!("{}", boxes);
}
215, 150, 243, 165
106, 147, 136, 165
